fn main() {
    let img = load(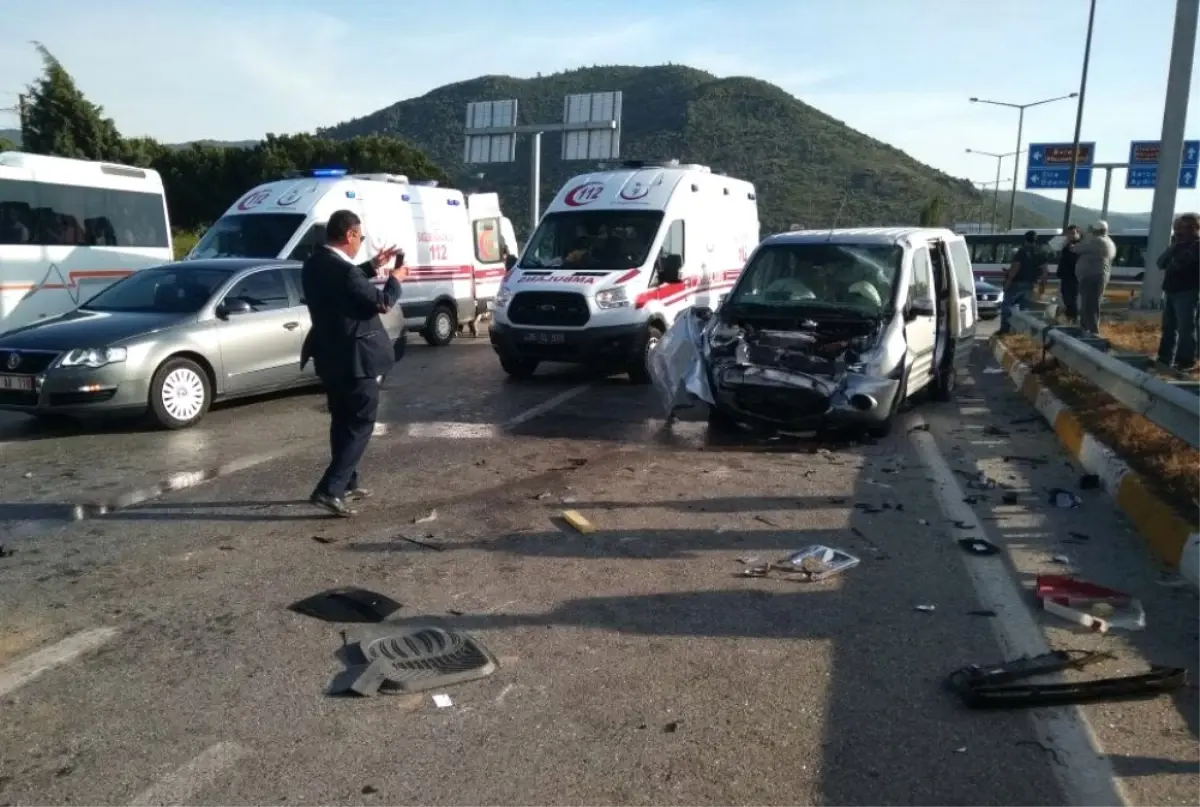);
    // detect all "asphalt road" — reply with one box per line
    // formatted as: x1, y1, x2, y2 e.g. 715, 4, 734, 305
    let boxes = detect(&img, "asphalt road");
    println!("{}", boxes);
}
0, 324, 1196, 806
